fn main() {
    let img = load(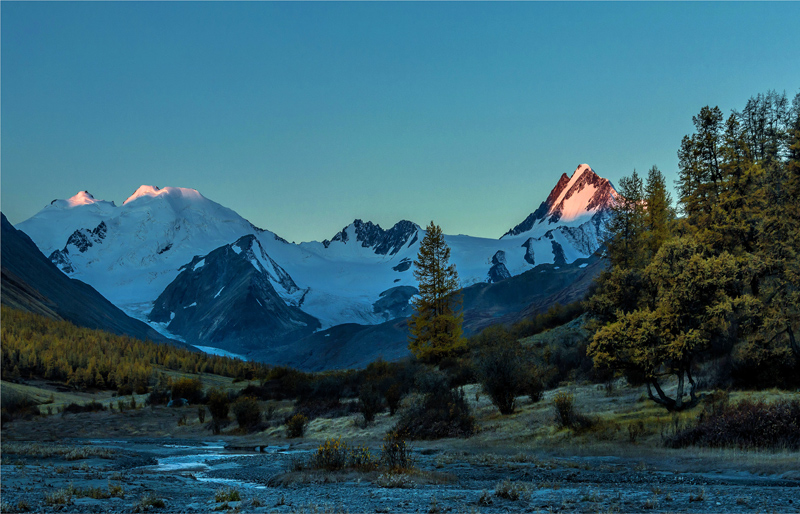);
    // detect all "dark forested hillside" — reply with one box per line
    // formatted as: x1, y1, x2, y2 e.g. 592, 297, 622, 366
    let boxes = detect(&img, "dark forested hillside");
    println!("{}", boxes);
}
1, 307, 269, 391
